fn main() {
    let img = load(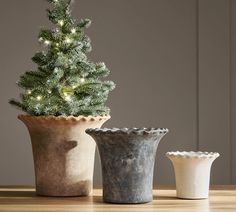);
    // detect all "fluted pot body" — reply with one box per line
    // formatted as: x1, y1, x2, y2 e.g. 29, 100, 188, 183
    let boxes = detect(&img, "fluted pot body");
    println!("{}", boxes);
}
86, 128, 169, 203
166, 151, 220, 199
19, 115, 110, 197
